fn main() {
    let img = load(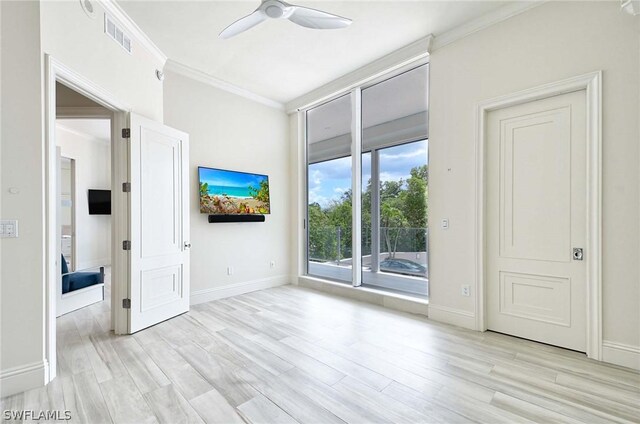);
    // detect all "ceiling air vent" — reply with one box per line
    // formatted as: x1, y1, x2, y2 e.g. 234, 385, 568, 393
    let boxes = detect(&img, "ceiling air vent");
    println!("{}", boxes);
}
104, 14, 132, 54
